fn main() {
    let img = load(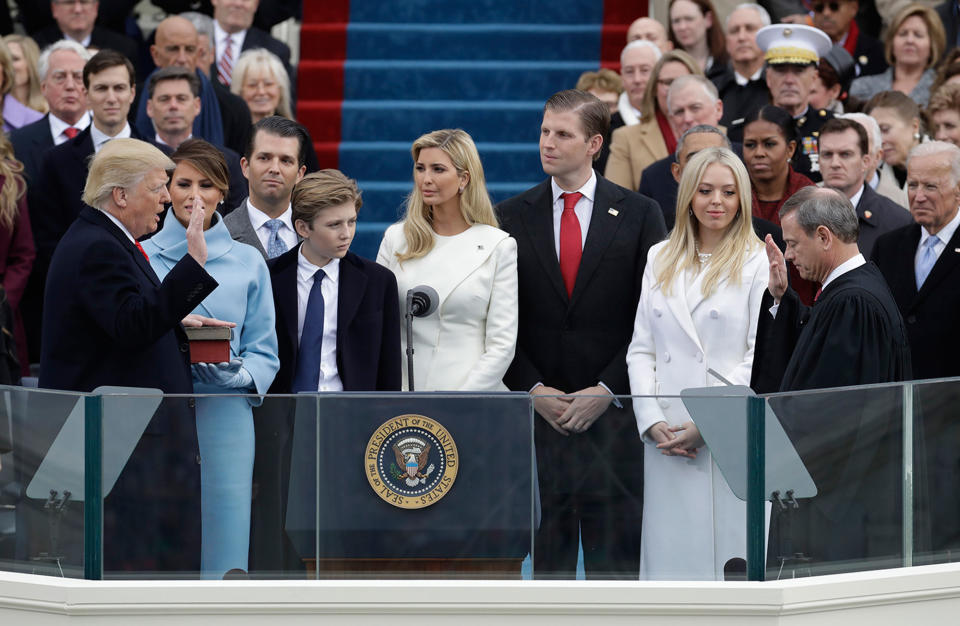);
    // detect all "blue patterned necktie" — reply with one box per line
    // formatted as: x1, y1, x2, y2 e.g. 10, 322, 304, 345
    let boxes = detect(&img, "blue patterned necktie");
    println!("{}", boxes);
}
264, 219, 288, 258
915, 235, 939, 289
292, 269, 326, 393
